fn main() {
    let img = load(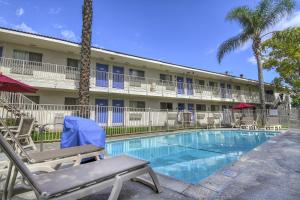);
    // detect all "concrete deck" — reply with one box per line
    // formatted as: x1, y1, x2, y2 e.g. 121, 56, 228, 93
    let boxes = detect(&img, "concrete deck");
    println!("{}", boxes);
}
2, 130, 300, 200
